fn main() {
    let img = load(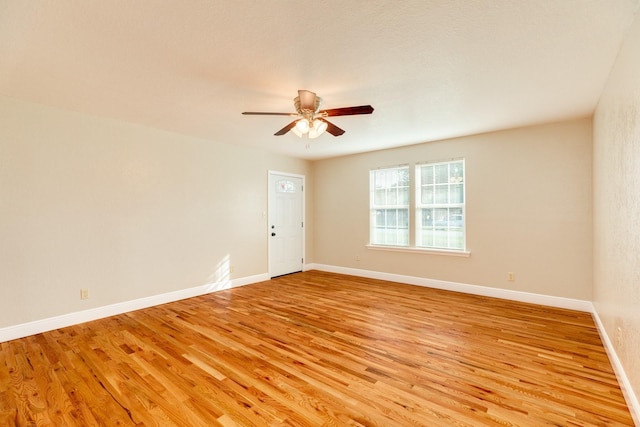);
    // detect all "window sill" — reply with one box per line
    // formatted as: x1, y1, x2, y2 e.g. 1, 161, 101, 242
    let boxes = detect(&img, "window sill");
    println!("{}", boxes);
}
366, 244, 471, 257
